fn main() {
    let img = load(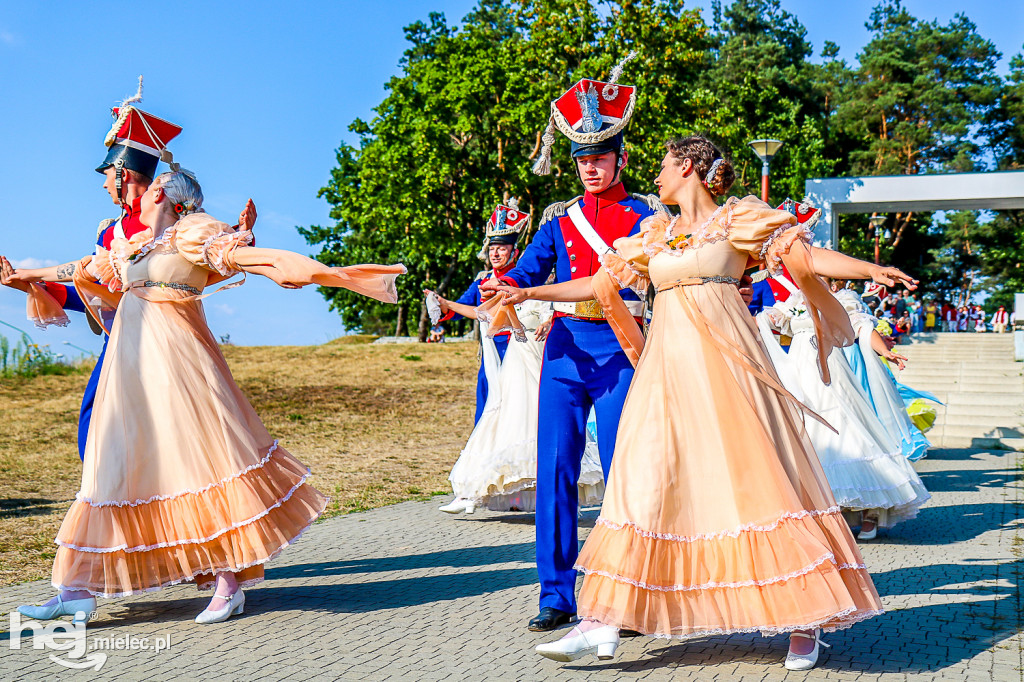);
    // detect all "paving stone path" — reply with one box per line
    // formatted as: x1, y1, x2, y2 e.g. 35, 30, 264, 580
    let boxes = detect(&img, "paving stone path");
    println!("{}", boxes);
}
1, 447, 1021, 681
